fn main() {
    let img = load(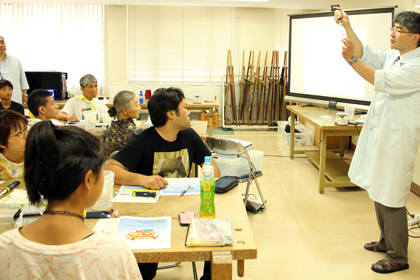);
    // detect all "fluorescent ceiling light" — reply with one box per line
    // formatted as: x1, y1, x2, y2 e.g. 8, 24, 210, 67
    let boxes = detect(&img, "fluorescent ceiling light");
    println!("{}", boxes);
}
414, 0, 420, 8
